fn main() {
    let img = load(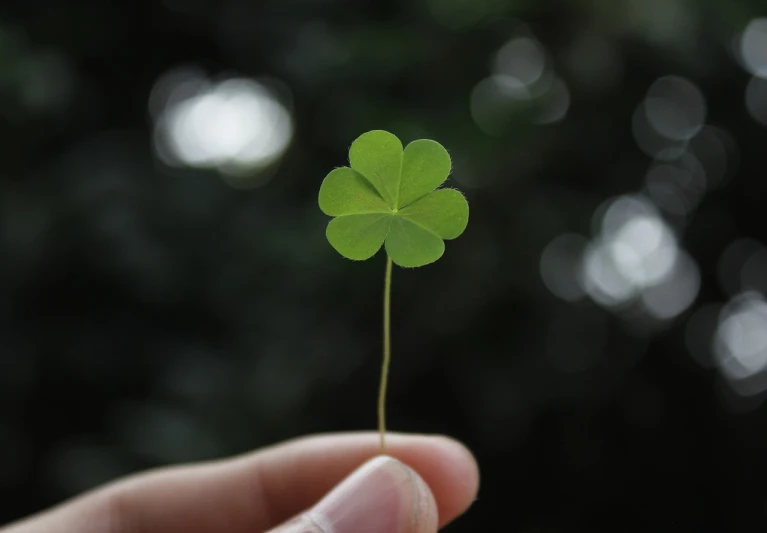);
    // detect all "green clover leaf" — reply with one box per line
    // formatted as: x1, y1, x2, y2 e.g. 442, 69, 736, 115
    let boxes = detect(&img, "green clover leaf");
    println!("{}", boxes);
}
319, 130, 469, 267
